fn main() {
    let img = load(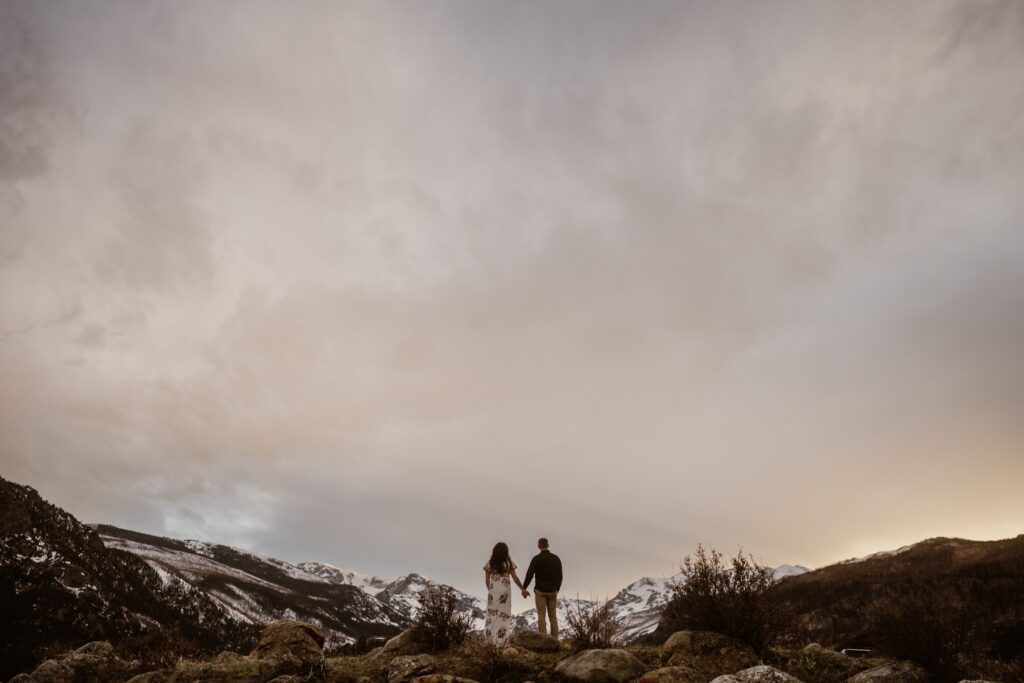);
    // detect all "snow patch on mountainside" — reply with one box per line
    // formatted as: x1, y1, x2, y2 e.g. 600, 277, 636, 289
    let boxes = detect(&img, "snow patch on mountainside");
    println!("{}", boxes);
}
97, 527, 408, 641
102, 536, 293, 594
841, 545, 913, 564
773, 564, 812, 579
297, 561, 394, 595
